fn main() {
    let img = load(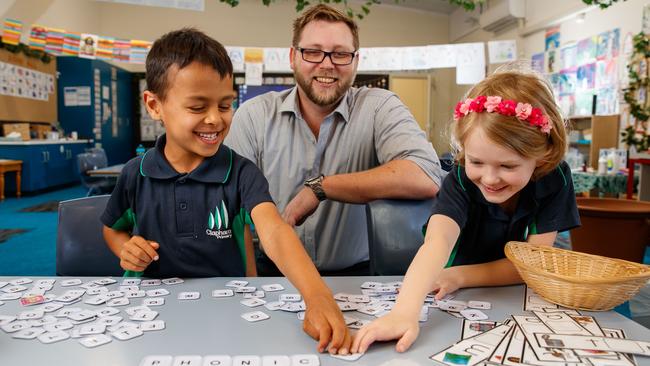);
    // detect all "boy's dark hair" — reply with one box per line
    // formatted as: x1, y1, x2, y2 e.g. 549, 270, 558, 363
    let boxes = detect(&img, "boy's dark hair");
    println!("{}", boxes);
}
146, 28, 233, 100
